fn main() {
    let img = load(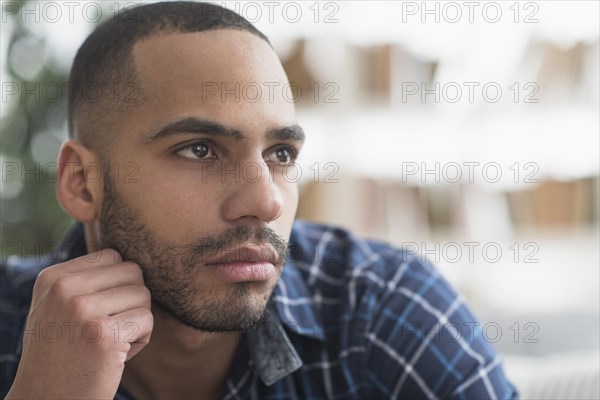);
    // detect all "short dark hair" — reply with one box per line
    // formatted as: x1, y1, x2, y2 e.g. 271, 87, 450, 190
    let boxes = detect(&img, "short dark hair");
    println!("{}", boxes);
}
68, 1, 270, 156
